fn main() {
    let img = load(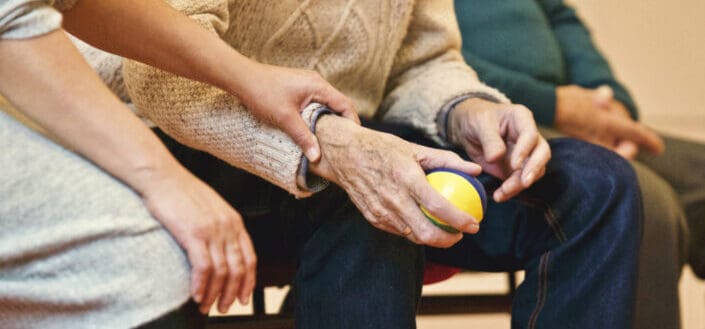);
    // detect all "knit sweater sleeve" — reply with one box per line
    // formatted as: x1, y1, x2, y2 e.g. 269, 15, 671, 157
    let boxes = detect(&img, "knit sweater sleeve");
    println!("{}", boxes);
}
461, 49, 559, 126
122, 0, 316, 198
378, 0, 509, 146
538, 0, 639, 119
